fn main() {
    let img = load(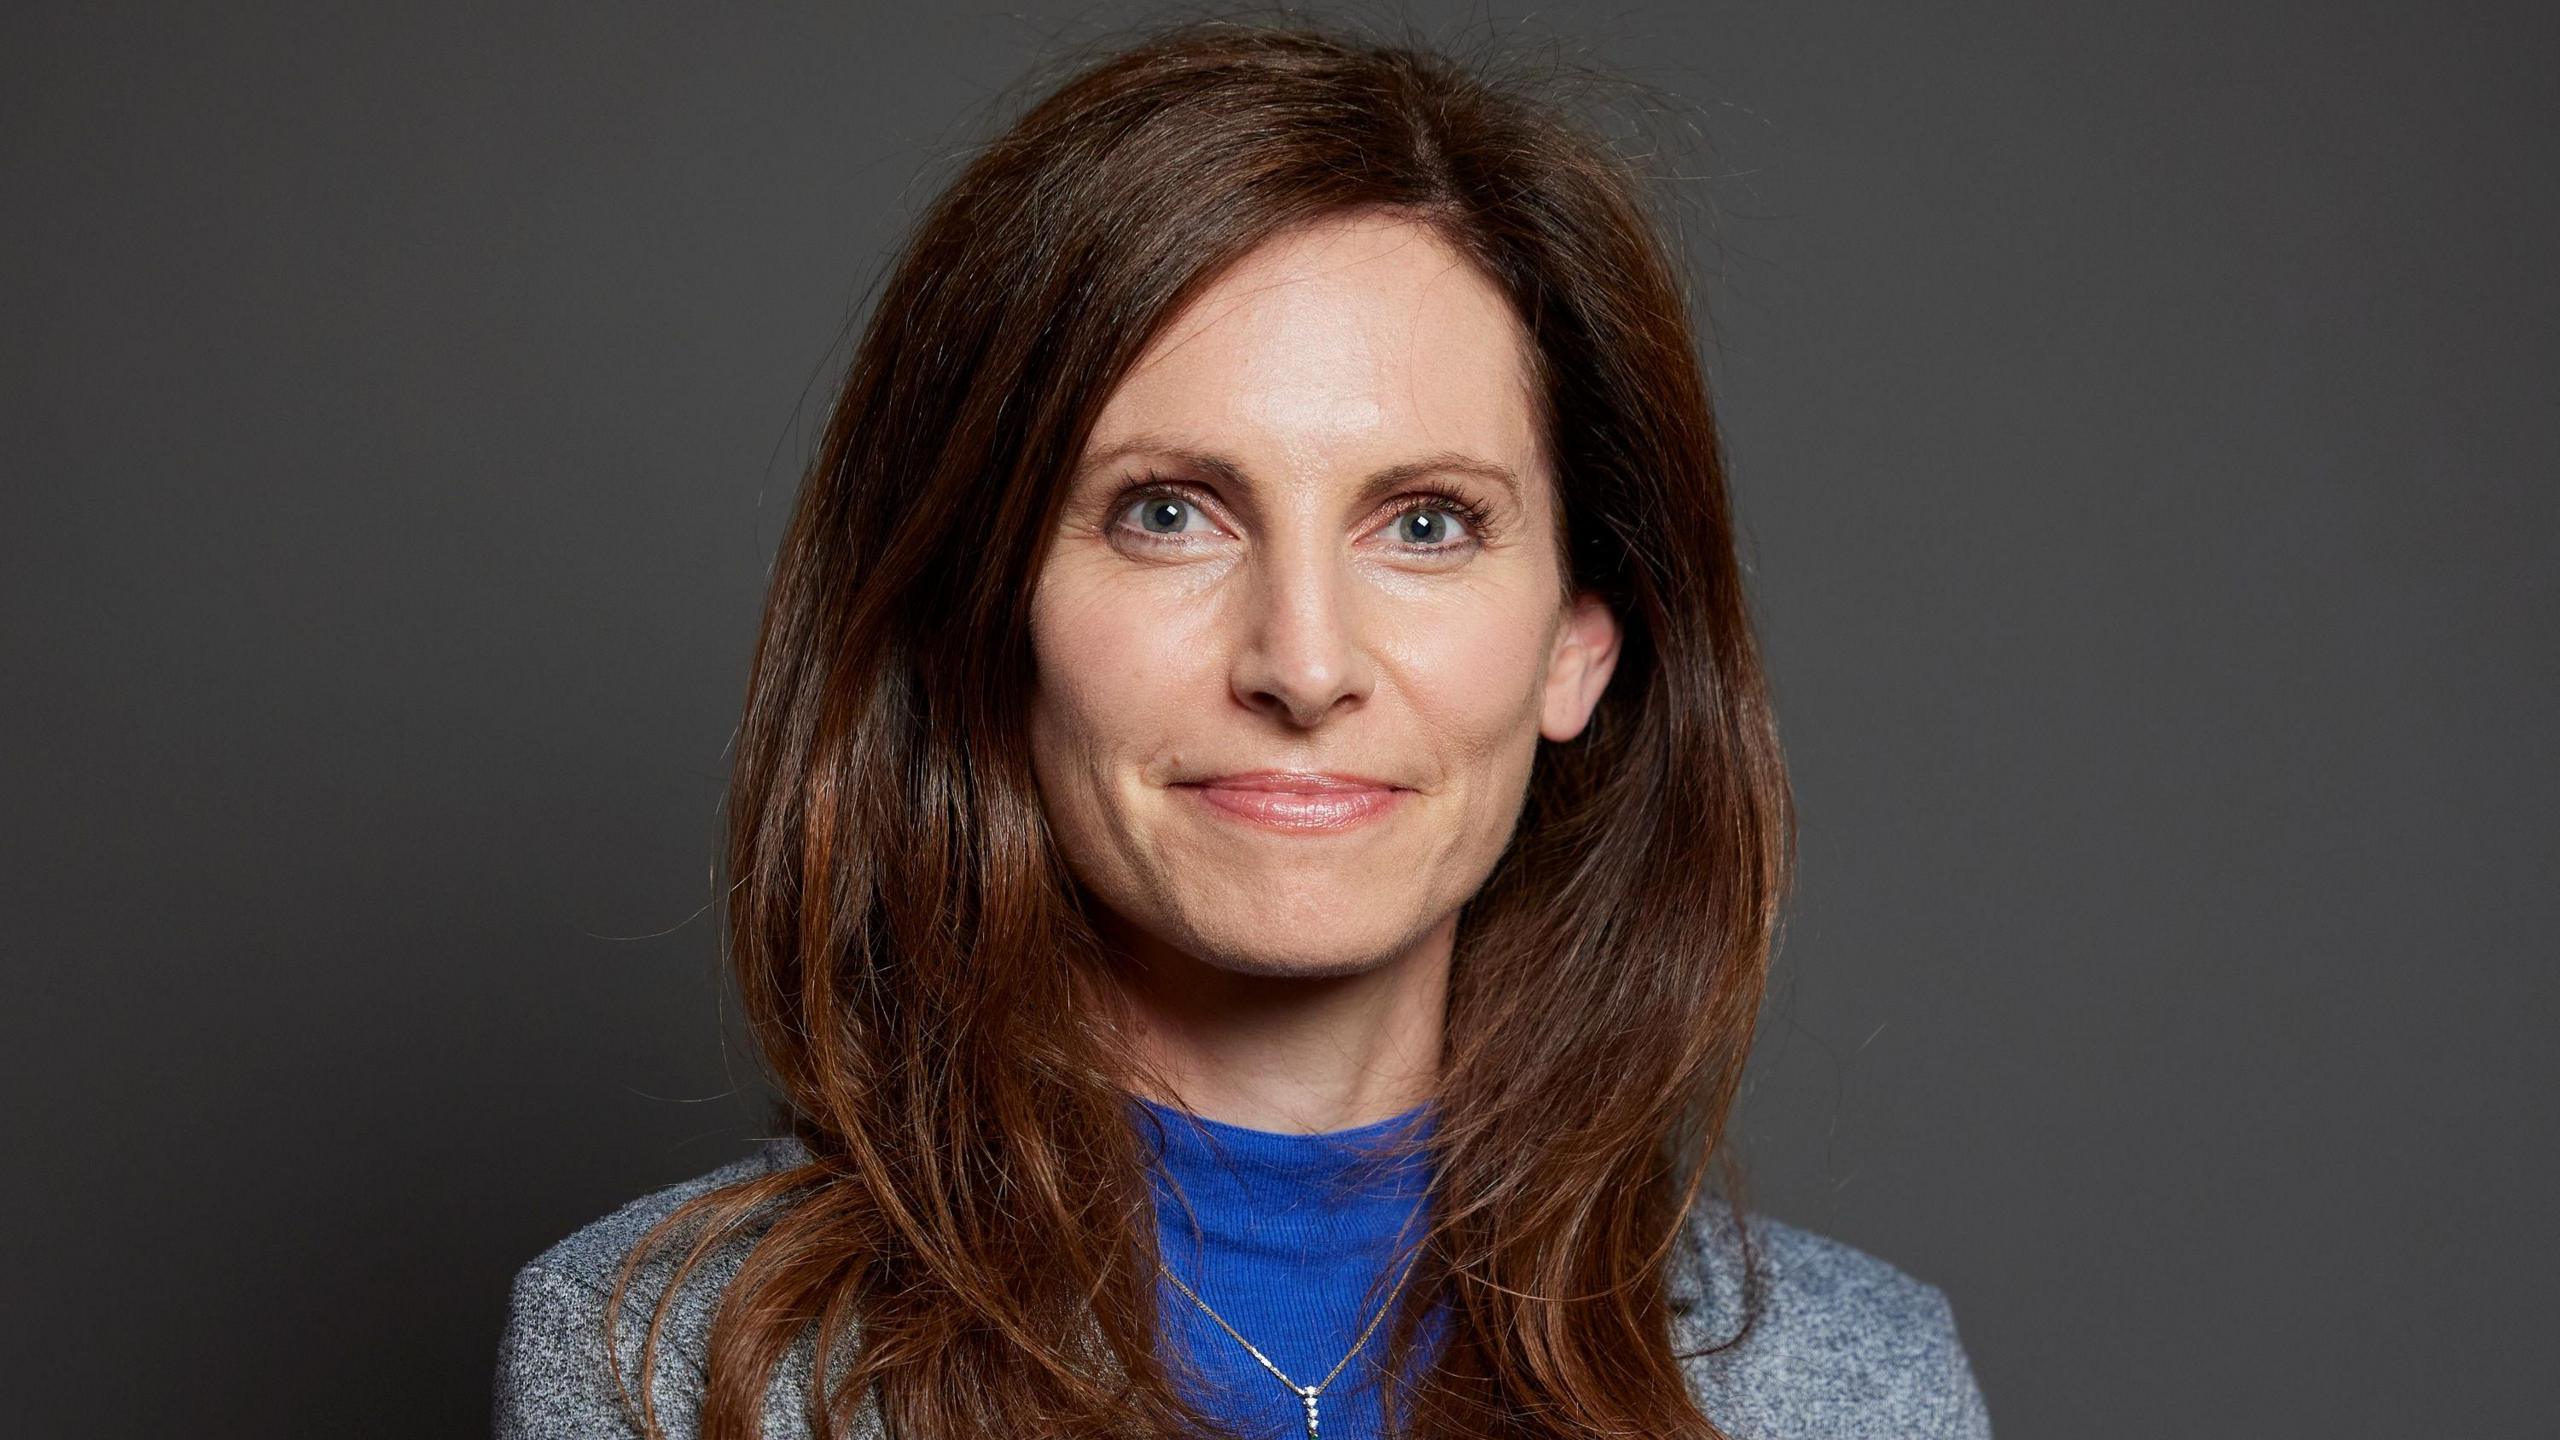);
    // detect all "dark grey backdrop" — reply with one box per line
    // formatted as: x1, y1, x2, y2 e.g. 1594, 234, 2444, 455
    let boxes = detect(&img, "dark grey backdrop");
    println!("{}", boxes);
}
5, 2, 2552, 1434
